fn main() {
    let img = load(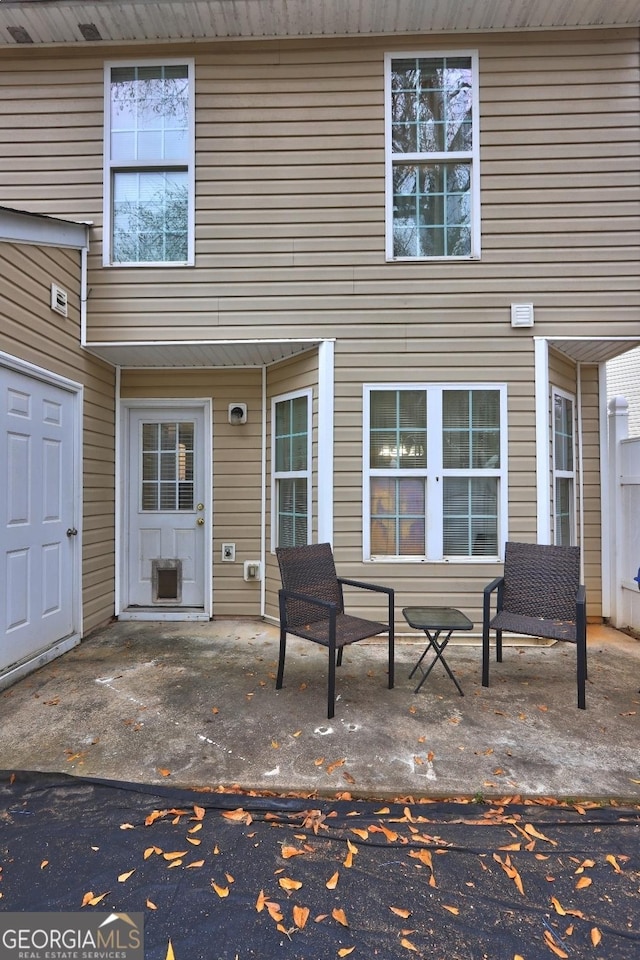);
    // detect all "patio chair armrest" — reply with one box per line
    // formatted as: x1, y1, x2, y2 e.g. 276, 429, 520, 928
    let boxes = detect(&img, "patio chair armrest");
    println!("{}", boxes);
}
278, 588, 339, 616
483, 576, 504, 623
338, 577, 394, 598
